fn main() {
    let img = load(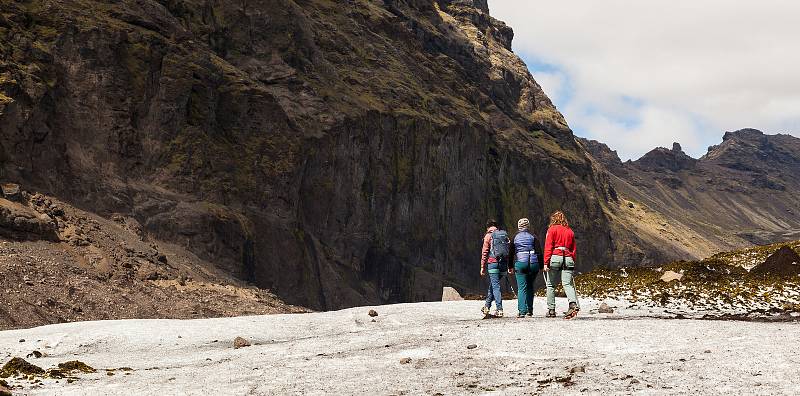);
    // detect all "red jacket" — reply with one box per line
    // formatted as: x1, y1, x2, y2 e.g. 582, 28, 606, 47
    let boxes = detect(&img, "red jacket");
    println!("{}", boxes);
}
480, 226, 498, 269
543, 225, 576, 265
